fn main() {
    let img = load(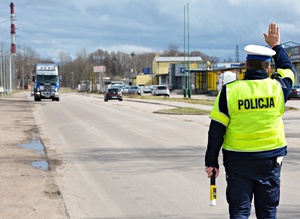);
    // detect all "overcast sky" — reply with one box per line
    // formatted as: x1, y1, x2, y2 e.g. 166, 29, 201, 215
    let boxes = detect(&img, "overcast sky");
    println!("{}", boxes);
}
1, 0, 300, 62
